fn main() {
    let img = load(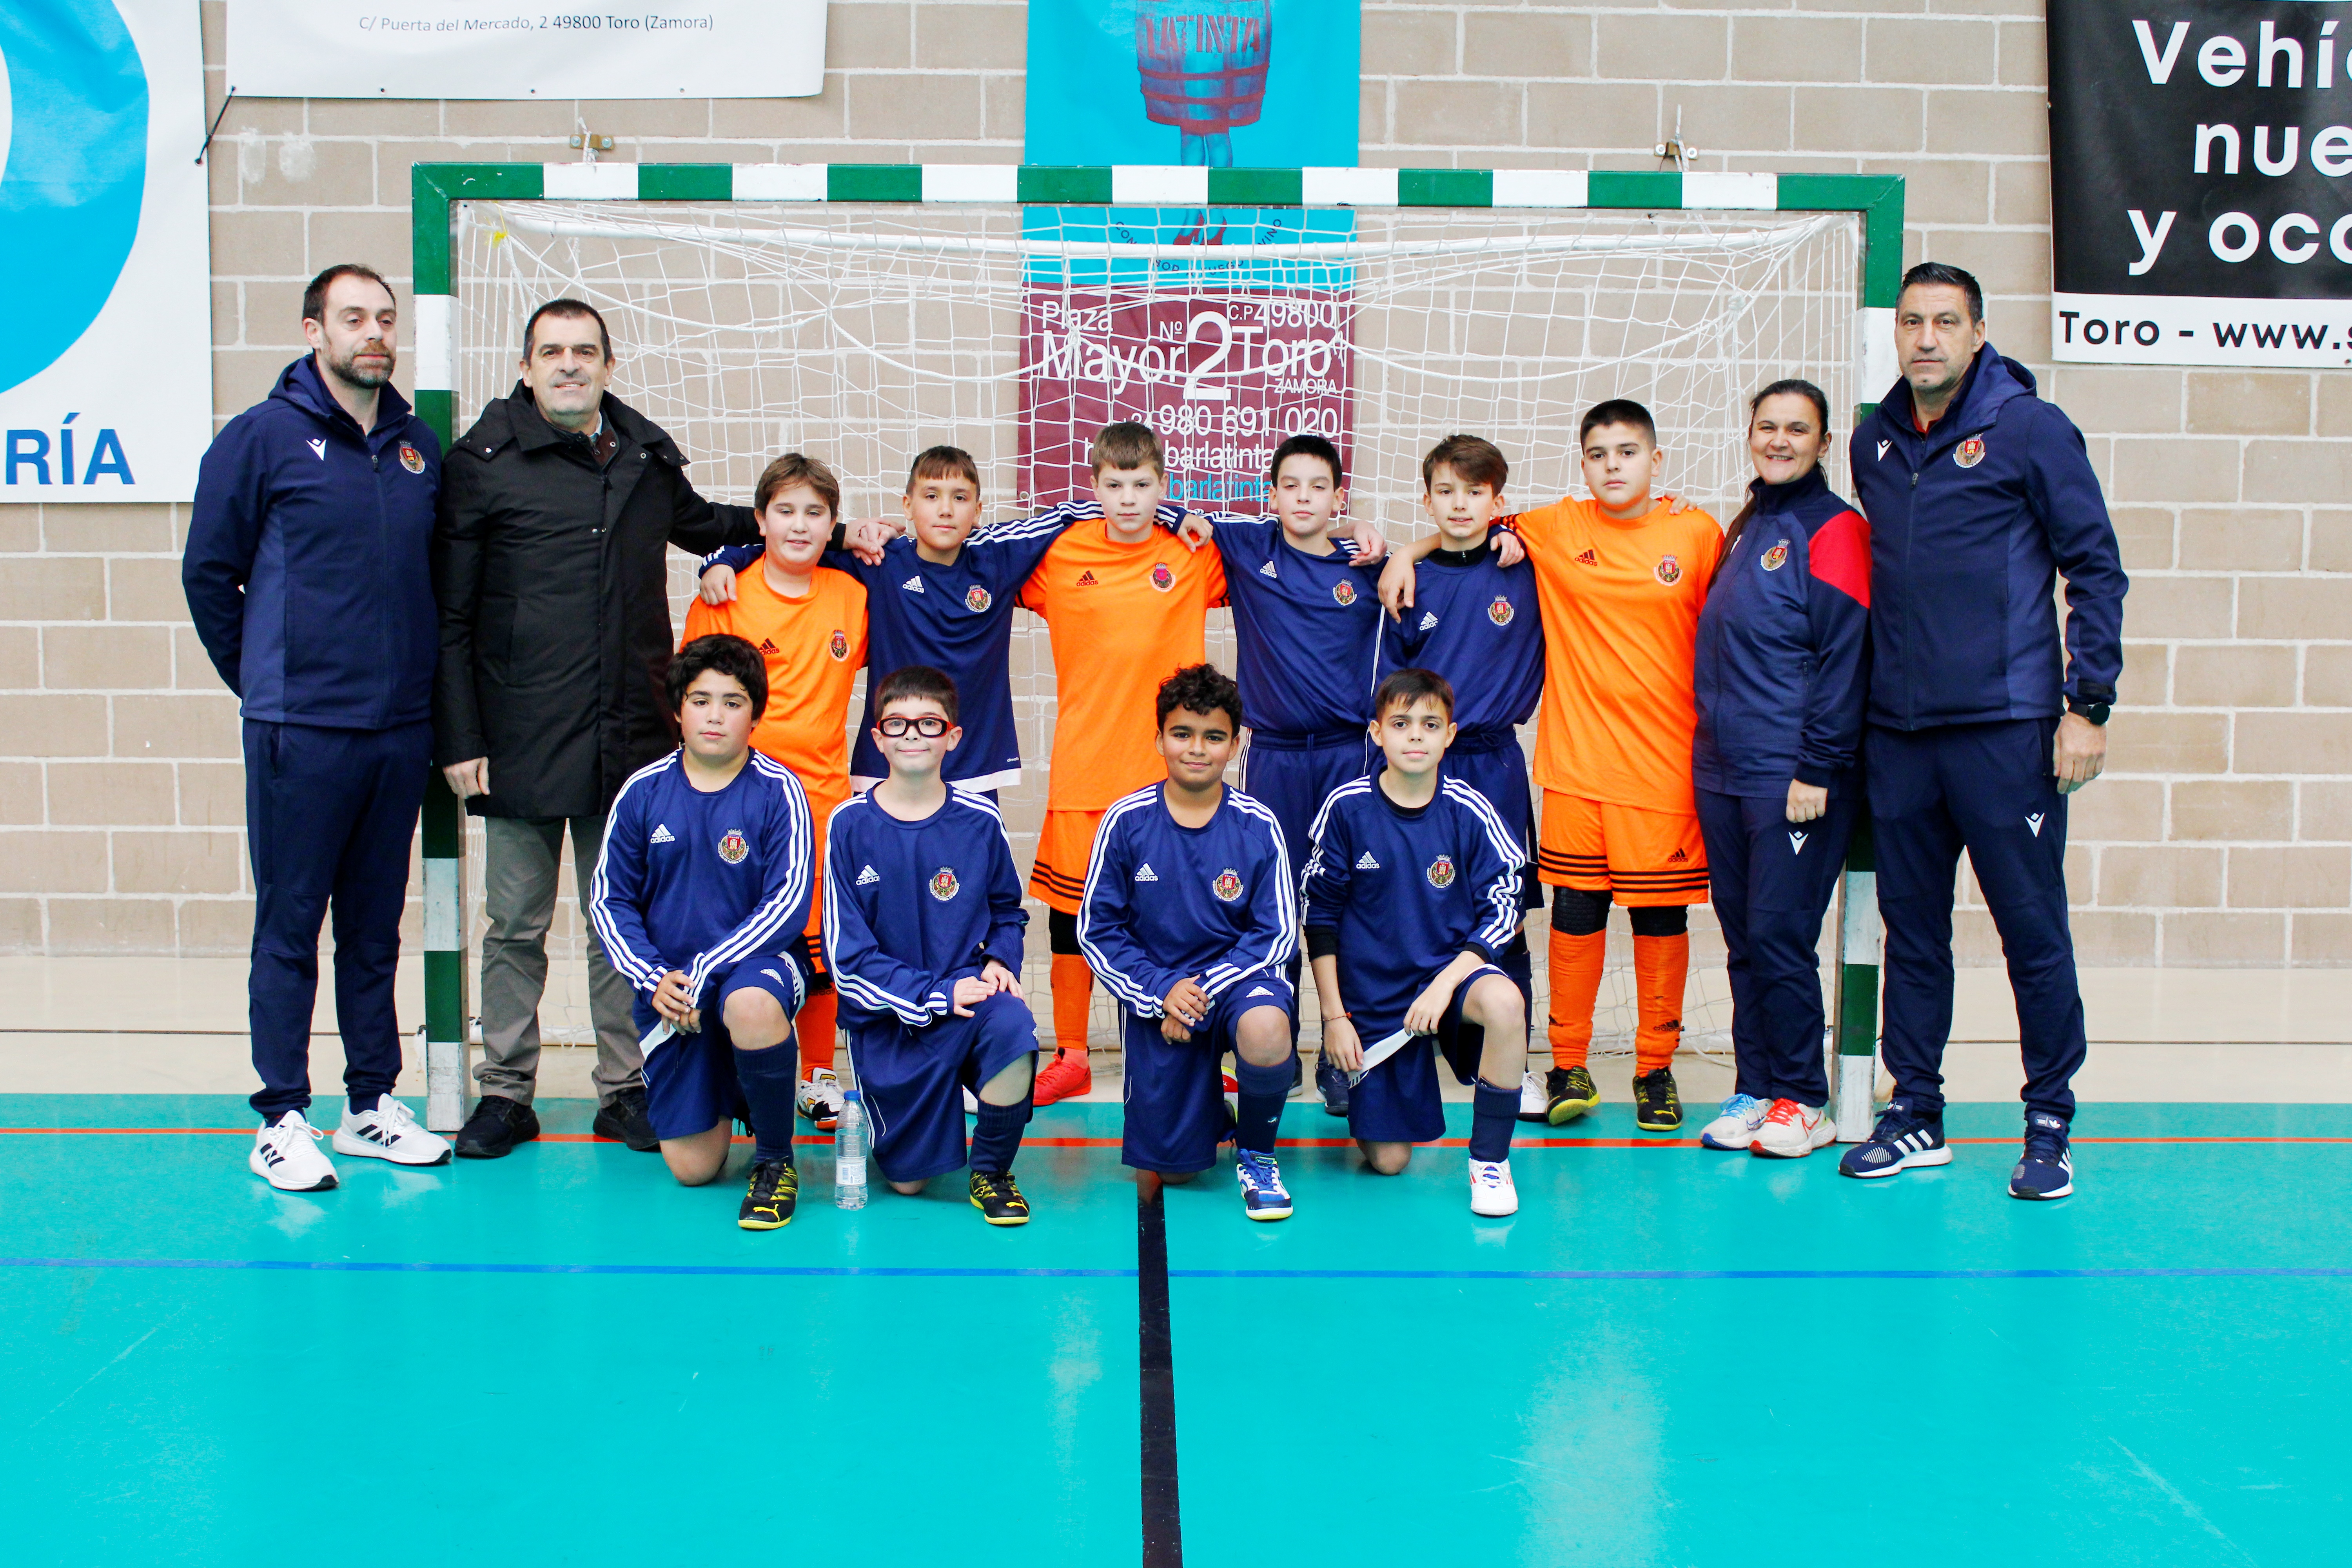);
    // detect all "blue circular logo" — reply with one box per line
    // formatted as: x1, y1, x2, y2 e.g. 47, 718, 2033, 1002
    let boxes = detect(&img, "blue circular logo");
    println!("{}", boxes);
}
0, 3, 149, 396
